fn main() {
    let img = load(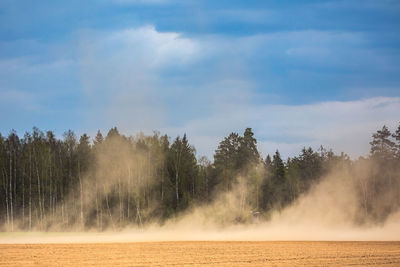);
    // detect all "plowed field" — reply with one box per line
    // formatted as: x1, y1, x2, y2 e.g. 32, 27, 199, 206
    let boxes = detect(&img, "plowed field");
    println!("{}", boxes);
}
1, 241, 400, 266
